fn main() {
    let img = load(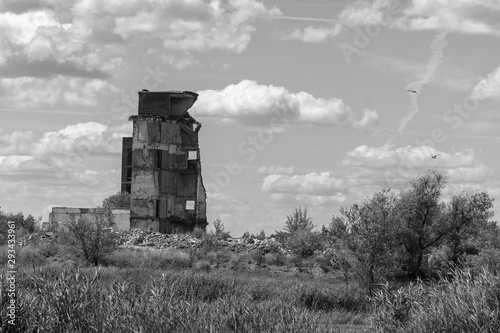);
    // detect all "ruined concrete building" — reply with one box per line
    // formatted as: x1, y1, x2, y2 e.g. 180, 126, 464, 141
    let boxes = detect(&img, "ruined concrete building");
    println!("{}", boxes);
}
121, 90, 207, 233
